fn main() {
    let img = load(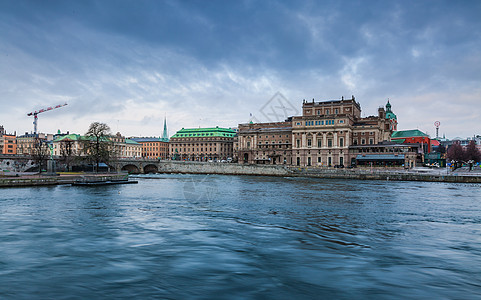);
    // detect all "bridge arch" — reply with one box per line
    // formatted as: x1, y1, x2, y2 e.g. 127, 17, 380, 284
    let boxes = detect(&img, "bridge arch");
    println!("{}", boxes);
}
121, 164, 140, 174
144, 164, 158, 174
